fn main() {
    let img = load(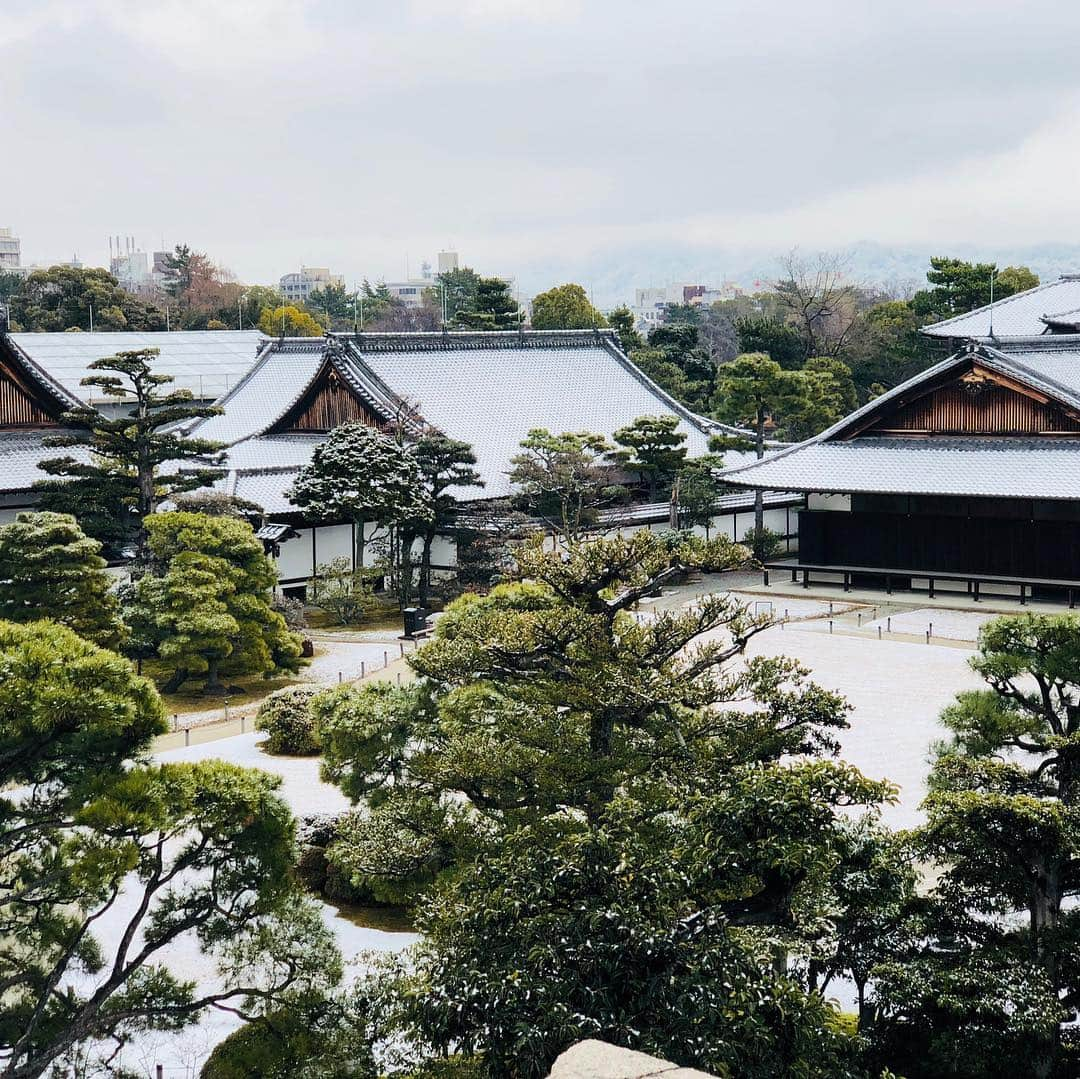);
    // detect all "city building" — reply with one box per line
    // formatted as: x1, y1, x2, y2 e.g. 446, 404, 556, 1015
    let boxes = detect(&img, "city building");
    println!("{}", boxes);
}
437, 250, 459, 274
722, 275, 1080, 603
383, 277, 434, 308
630, 281, 745, 333
278, 266, 345, 304
0, 228, 21, 272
